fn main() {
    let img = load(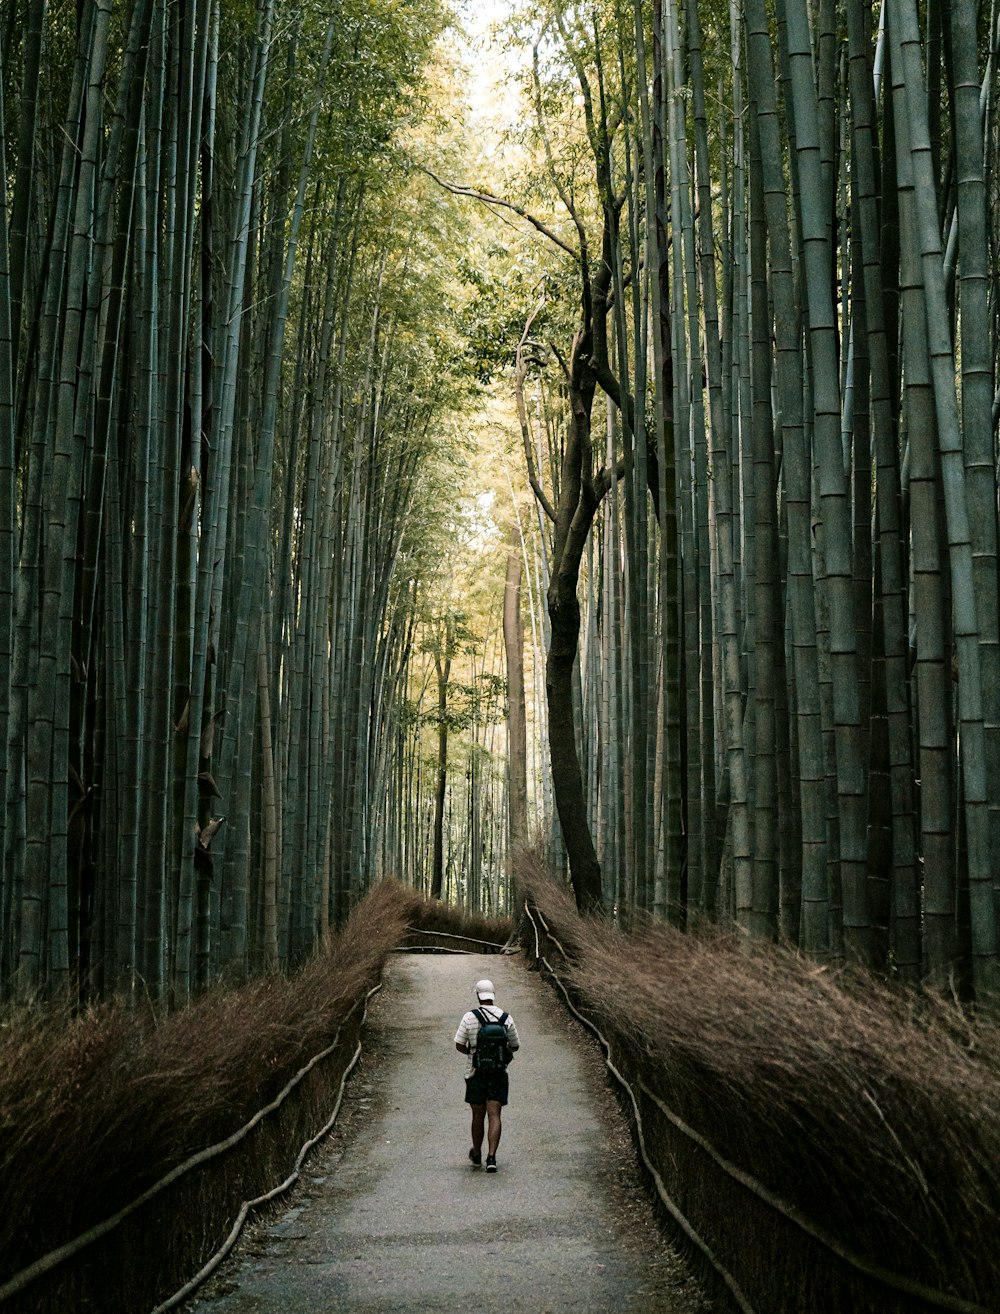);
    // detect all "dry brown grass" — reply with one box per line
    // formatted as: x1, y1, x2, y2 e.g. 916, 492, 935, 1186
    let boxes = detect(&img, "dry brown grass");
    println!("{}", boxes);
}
518, 860, 1000, 1311
404, 893, 513, 951
0, 878, 422, 1308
